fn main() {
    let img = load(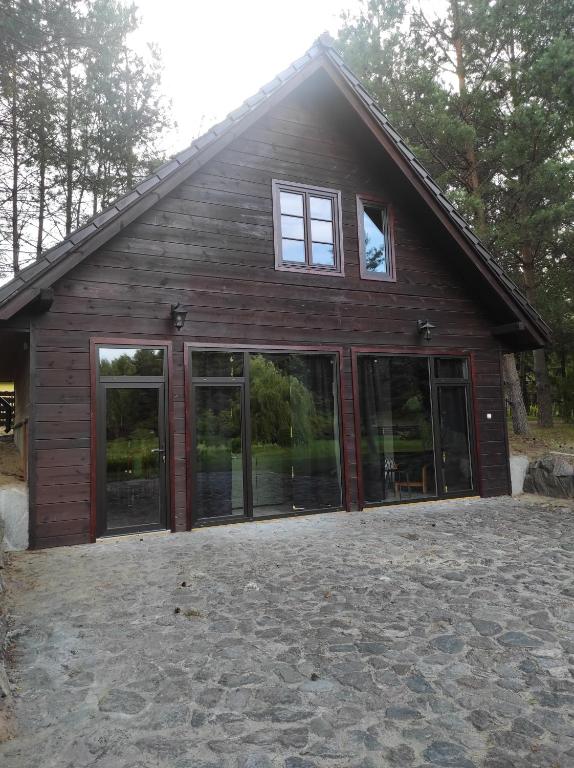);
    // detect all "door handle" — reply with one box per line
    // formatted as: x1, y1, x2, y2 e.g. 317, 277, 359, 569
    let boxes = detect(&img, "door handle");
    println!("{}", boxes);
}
151, 447, 166, 463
